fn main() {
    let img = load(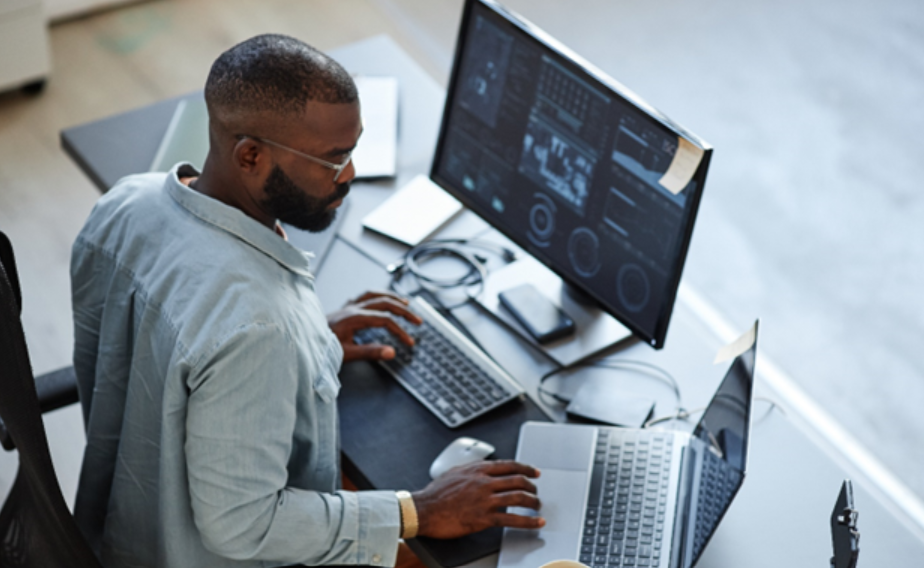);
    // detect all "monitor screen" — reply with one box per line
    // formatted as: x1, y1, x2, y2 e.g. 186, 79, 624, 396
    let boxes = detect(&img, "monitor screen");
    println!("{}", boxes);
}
430, 0, 713, 348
